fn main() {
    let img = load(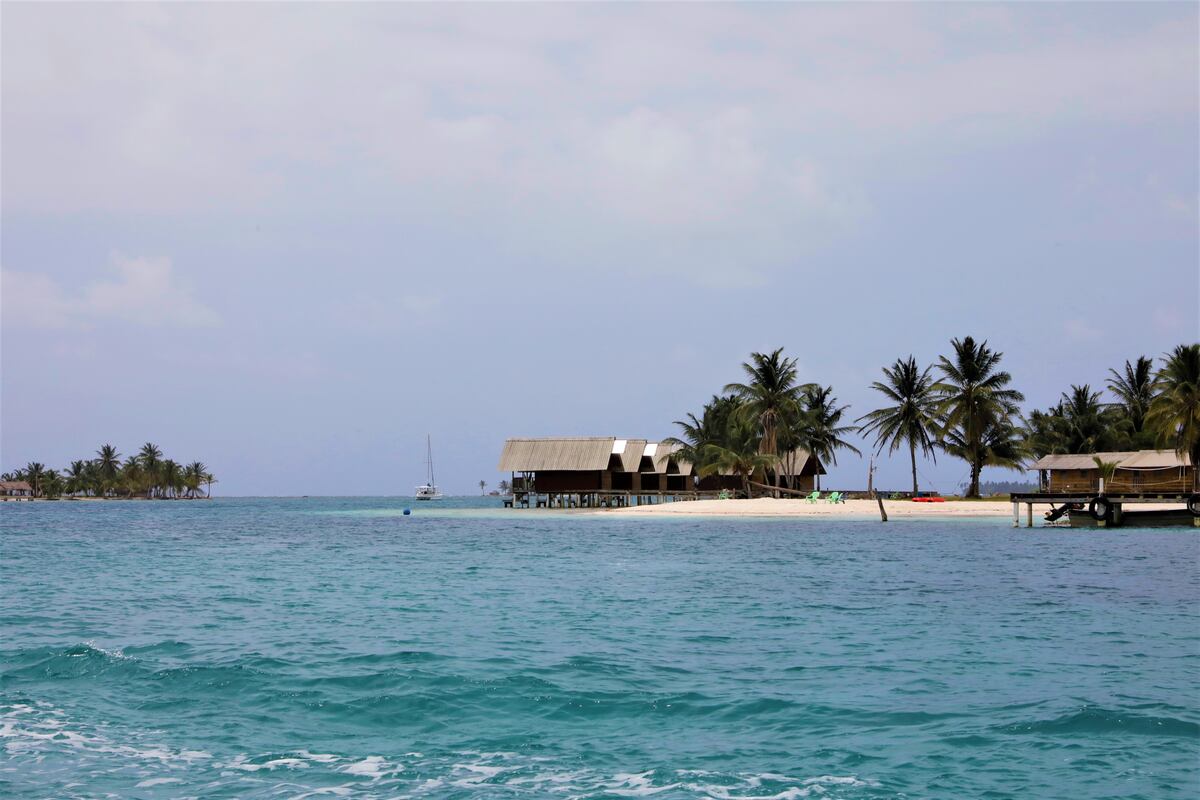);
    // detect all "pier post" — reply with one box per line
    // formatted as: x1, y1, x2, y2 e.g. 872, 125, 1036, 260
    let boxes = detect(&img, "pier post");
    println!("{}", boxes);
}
1012, 501, 1020, 528
1112, 504, 1122, 527
1026, 503, 1033, 528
